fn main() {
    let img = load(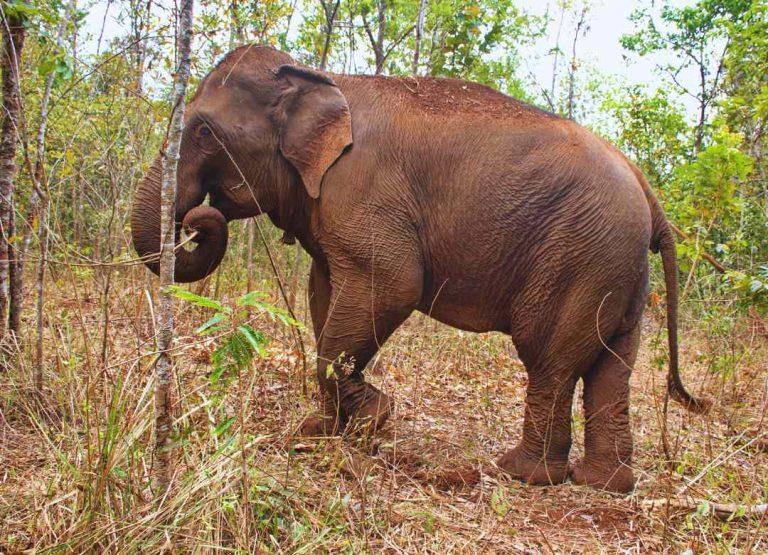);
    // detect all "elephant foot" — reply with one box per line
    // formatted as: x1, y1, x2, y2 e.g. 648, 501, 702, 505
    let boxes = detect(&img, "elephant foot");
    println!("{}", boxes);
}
298, 384, 392, 438
298, 414, 343, 437
298, 395, 344, 437
344, 384, 393, 436
569, 459, 635, 493
497, 446, 568, 486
